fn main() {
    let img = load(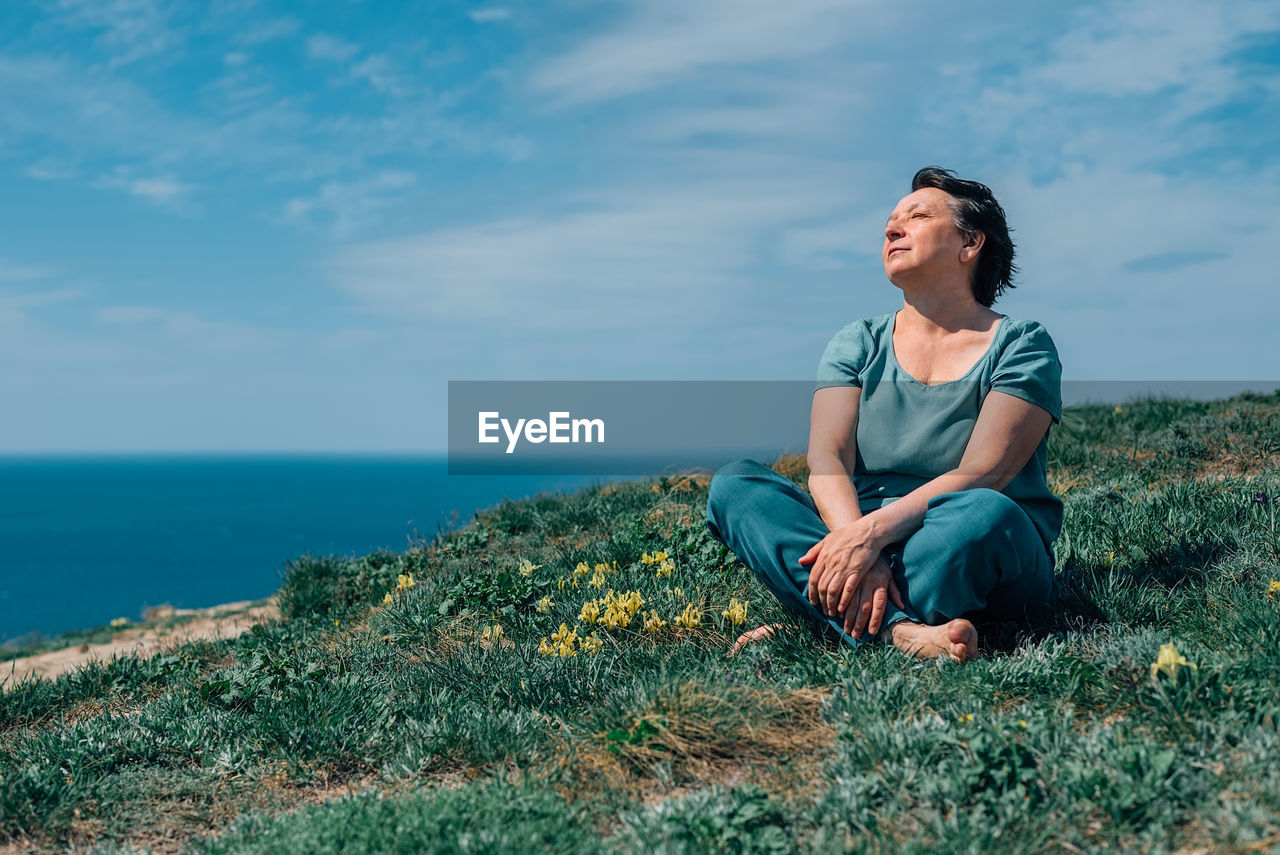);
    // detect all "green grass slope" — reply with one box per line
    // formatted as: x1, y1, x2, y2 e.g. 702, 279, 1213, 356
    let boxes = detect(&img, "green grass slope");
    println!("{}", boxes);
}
2, 392, 1279, 854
